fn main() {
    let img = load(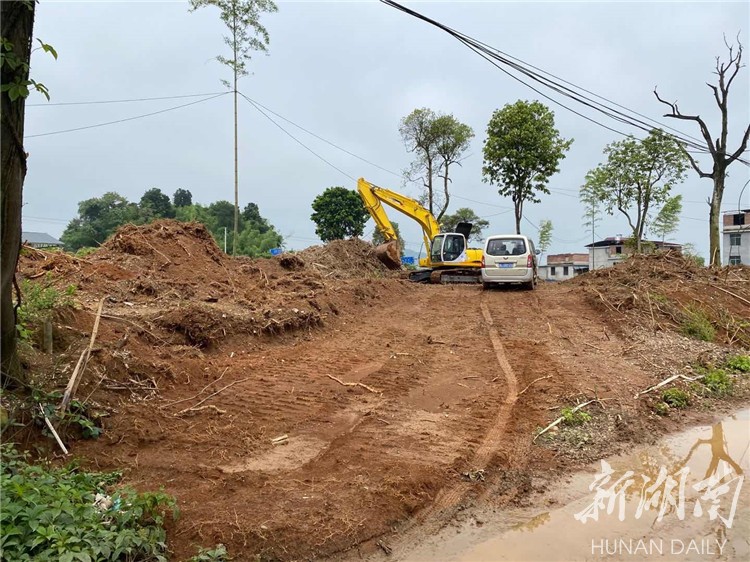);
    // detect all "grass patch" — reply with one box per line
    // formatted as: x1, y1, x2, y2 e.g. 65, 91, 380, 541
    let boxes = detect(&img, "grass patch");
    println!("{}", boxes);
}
15, 275, 76, 342
653, 402, 671, 416
560, 406, 592, 426
680, 306, 715, 342
701, 368, 733, 397
662, 388, 690, 409
0, 444, 177, 561
726, 355, 750, 373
